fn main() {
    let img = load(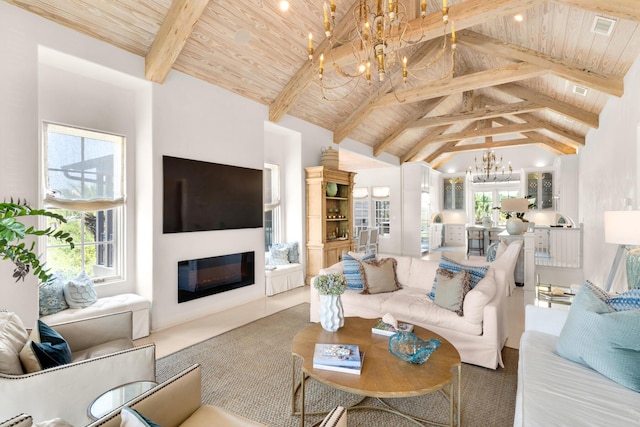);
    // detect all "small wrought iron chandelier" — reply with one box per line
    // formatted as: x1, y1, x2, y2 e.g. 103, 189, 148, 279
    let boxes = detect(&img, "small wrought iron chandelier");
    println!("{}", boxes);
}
467, 150, 513, 183
307, 0, 456, 101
